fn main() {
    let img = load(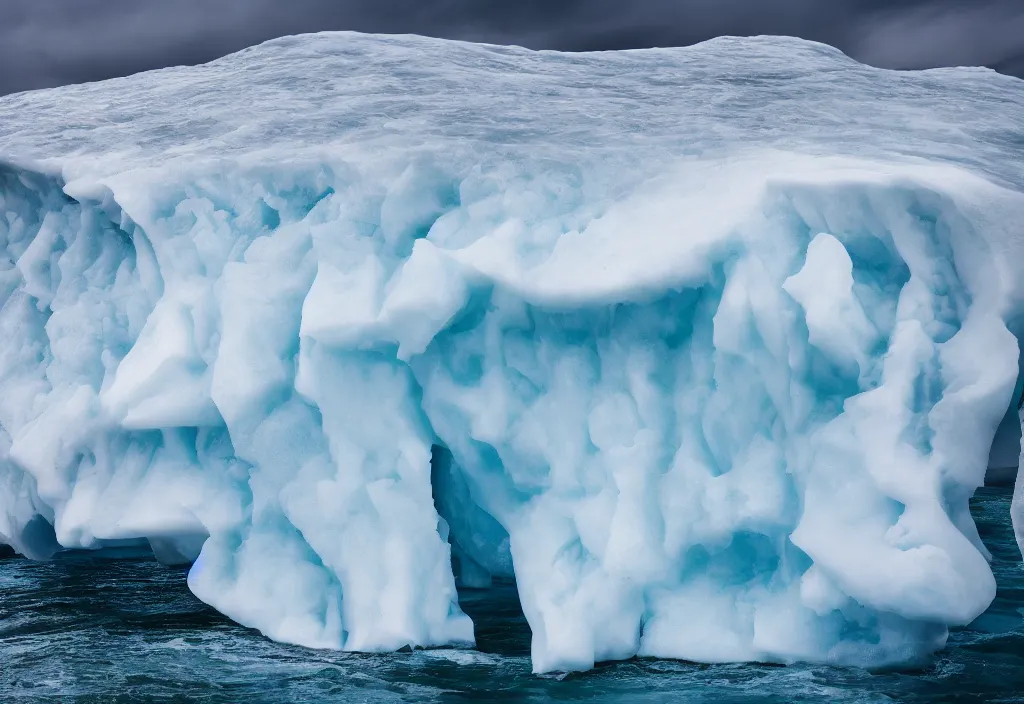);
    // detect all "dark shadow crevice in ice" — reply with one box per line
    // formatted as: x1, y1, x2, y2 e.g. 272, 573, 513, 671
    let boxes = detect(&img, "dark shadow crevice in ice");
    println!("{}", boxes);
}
456, 578, 532, 657
17, 514, 61, 561
428, 442, 533, 654
987, 314, 1024, 488
429, 443, 515, 590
